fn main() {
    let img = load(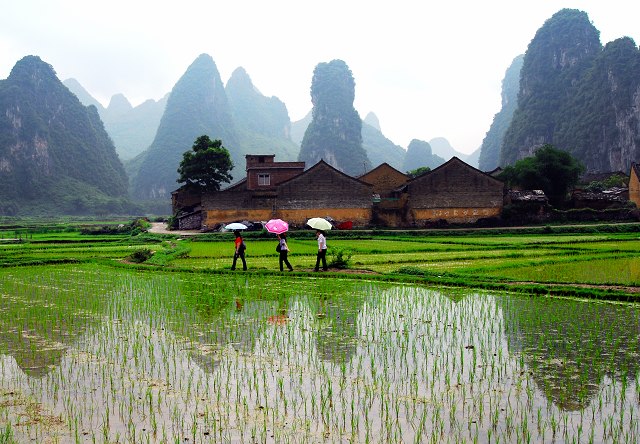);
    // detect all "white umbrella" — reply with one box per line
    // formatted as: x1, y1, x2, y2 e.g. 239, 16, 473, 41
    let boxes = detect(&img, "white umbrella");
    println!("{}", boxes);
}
306, 217, 332, 231
224, 222, 248, 231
